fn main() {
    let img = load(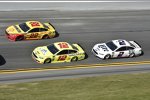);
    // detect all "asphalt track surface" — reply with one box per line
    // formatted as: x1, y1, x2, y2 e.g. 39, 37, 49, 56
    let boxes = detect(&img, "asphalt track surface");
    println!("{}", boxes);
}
0, 8, 149, 83
0, 10, 150, 70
